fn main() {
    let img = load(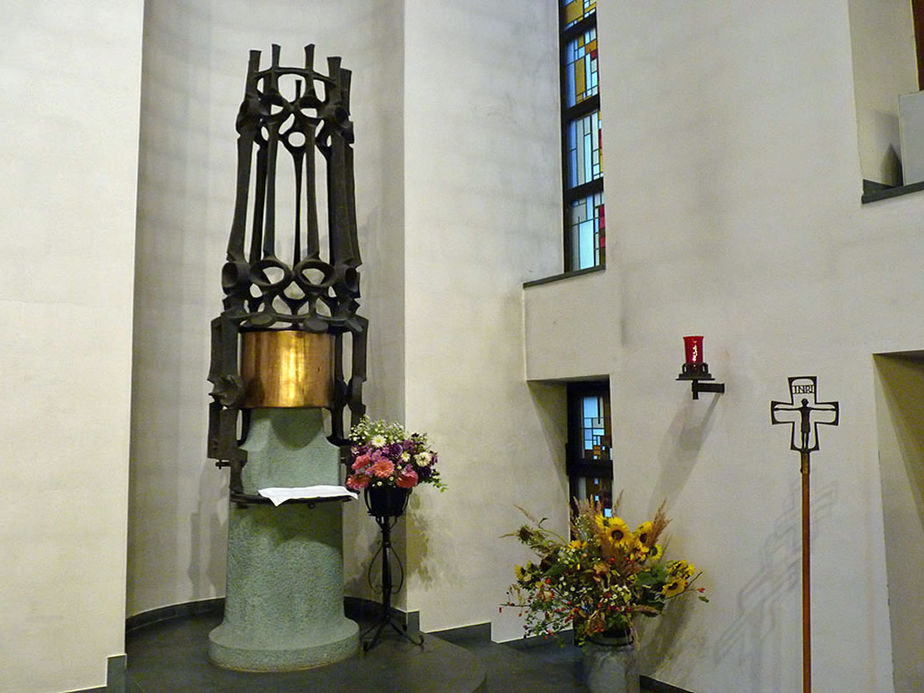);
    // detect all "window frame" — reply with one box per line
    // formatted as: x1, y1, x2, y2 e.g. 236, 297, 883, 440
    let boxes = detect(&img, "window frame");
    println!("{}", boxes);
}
565, 380, 613, 511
